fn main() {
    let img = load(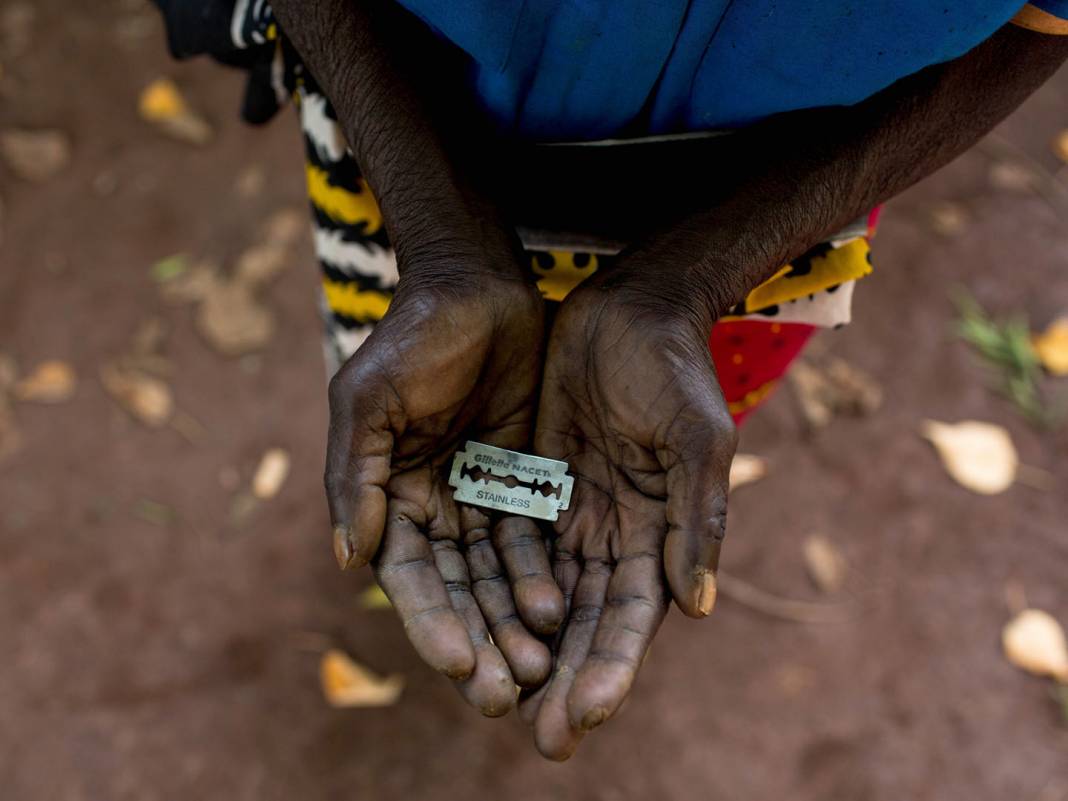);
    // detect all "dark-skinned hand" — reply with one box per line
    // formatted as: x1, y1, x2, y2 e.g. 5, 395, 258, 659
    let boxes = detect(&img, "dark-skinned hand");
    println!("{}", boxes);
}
326, 272, 566, 716
520, 276, 737, 760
